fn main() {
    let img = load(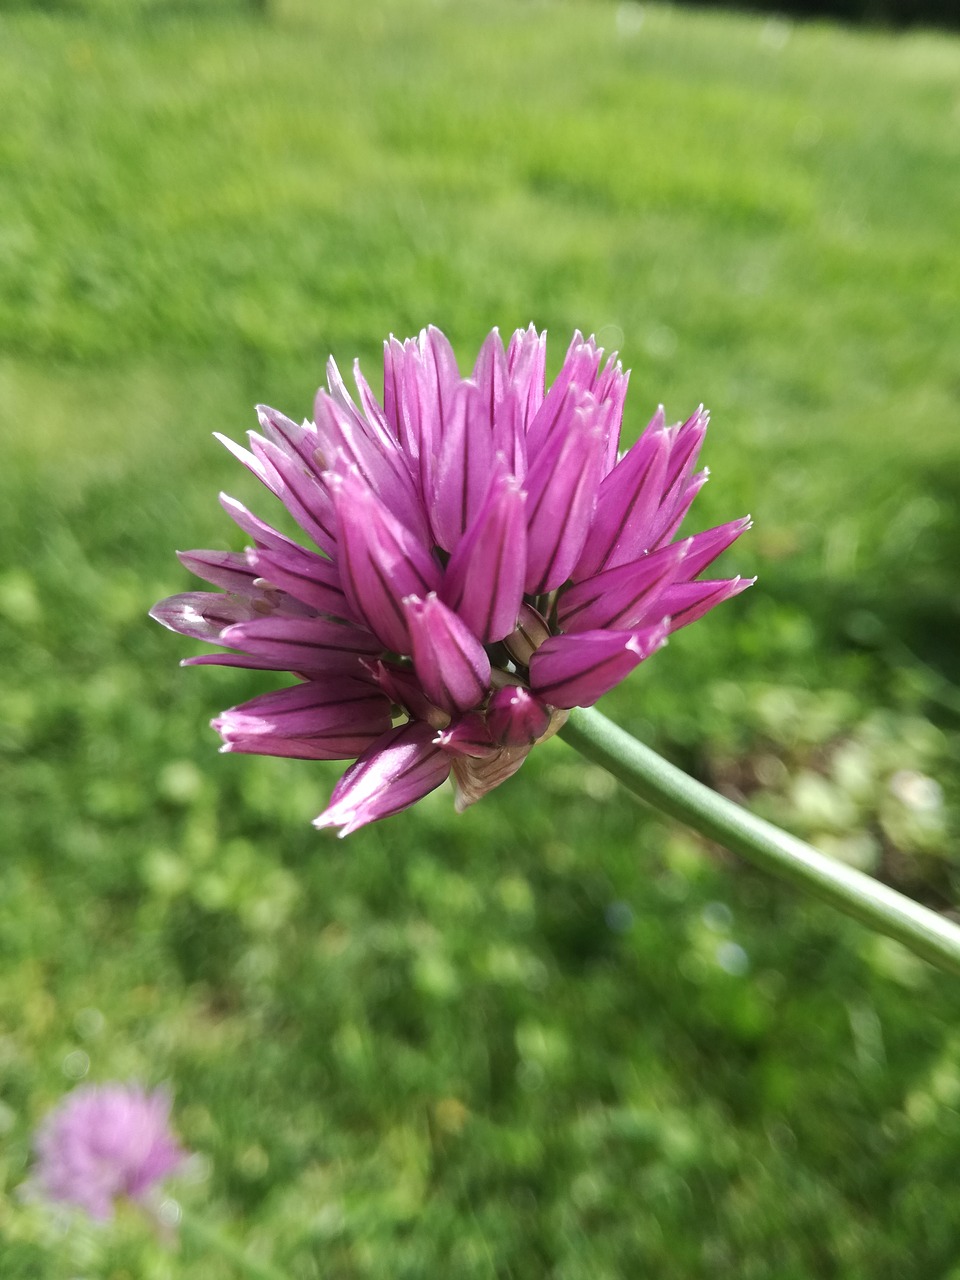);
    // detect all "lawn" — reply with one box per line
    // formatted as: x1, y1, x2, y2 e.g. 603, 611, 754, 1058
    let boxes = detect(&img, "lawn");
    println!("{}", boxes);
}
2, 0, 960, 1276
